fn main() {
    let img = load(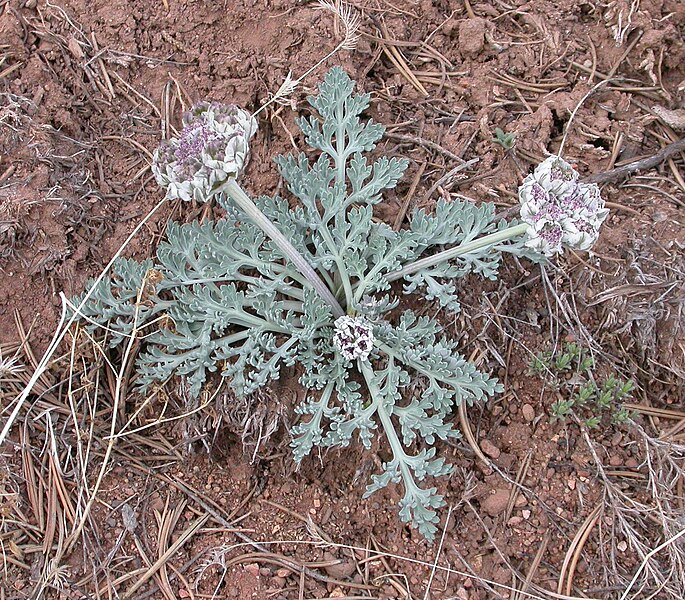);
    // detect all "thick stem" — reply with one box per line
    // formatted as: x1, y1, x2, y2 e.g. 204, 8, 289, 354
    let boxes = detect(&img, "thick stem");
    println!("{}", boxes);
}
223, 179, 344, 318
386, 222, 529, 283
